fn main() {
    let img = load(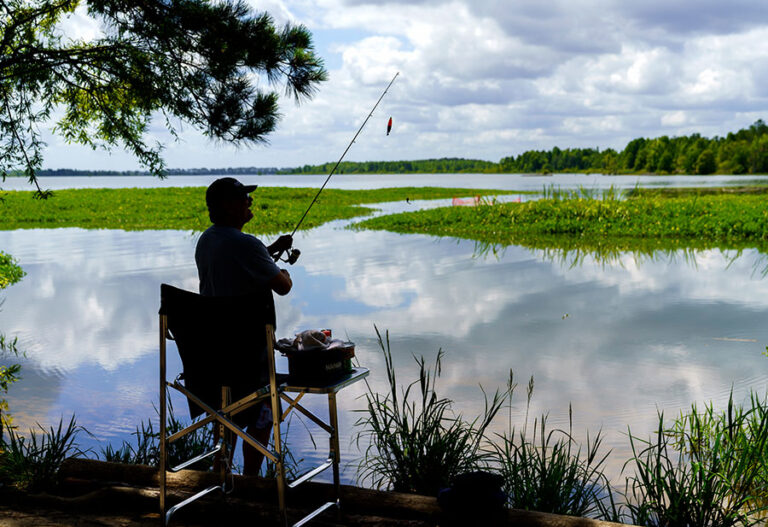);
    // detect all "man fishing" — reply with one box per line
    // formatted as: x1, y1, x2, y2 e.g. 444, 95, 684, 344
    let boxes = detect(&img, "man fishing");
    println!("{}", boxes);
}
195, 176, 293, 475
